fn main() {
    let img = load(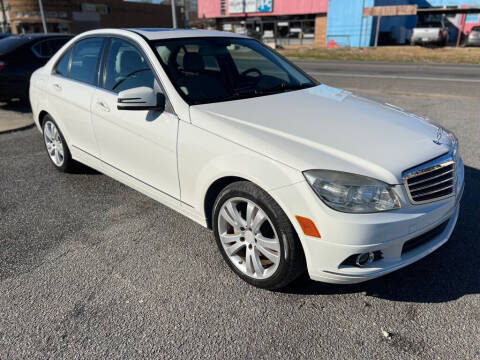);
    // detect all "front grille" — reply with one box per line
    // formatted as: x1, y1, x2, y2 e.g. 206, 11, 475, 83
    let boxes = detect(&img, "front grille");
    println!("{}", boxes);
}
402, 220, 449, 255
403, 154, 456, 204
